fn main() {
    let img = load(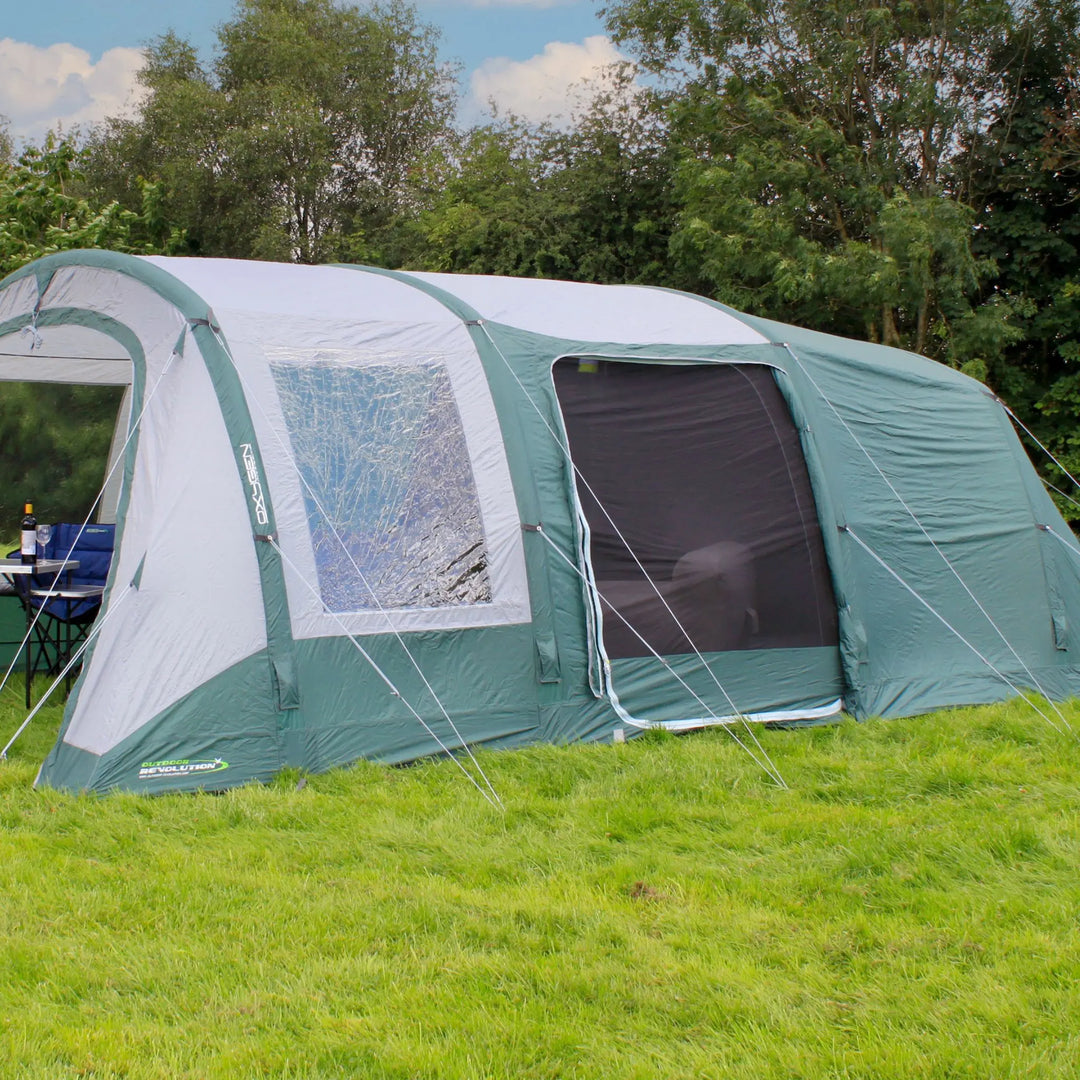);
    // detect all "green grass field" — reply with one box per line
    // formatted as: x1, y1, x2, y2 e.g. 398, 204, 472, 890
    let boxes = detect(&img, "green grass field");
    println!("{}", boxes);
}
1, 684, 1078, 1079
